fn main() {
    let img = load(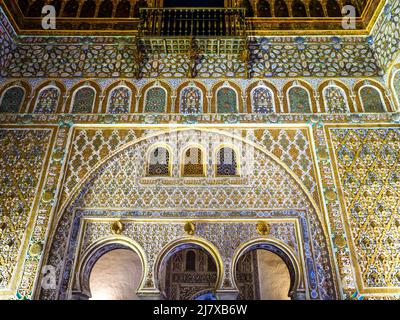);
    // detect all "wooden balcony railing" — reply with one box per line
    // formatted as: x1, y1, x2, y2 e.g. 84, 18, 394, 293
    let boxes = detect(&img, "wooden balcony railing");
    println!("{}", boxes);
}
139, 7, 246, 37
